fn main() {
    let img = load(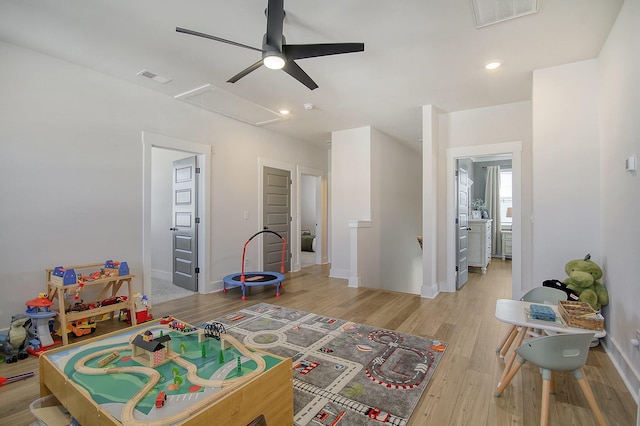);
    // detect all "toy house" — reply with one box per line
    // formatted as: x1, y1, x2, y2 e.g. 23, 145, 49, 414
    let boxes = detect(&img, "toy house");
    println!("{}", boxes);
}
131, 330, 174, 368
